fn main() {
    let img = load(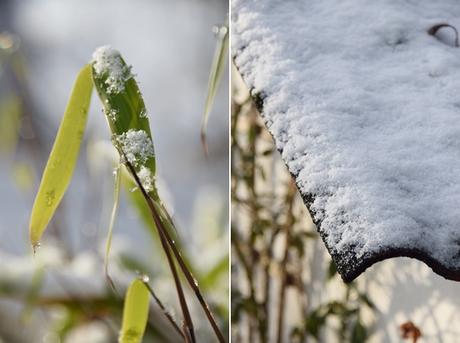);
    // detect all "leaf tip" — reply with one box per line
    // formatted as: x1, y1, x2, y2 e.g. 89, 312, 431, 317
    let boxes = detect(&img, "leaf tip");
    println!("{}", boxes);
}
200, 127, 209, 158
